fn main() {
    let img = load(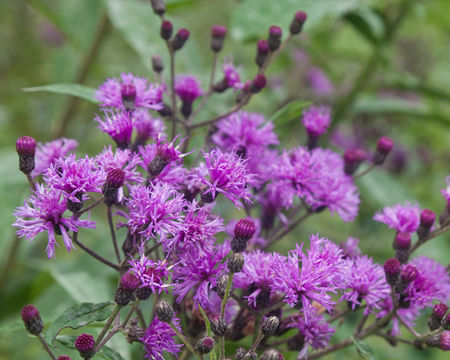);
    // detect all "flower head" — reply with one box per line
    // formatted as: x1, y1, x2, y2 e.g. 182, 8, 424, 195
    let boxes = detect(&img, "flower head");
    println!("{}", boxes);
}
13, 185, 95, 258
133, 109, 166, 144
95, 109, 133, 149
96, 73, 163, 110
175, 75, 204, 104
201, 148, 255, 208
222, 62, 242, 89
31, 138, 78, 178
141, 317, 183, 359
374, 202, 421, 233
302, 105, 331, 138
